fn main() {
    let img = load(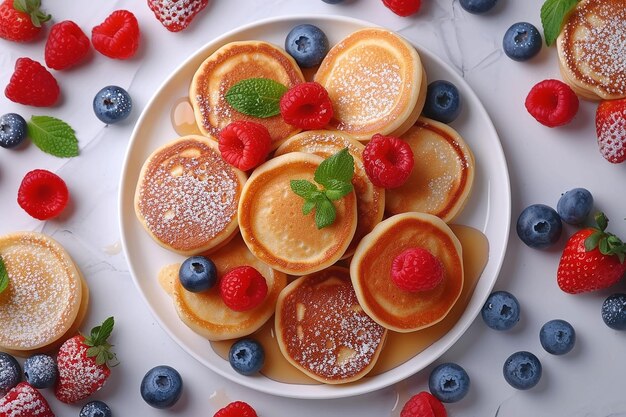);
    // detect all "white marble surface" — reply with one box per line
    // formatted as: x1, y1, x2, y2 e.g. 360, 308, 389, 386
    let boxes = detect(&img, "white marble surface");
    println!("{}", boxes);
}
1, 0, 626, 416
